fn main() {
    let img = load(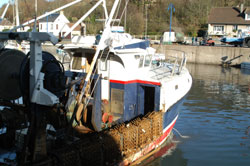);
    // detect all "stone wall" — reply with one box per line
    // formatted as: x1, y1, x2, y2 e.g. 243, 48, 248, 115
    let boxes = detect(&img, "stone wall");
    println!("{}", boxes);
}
153, 45, 250, 65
